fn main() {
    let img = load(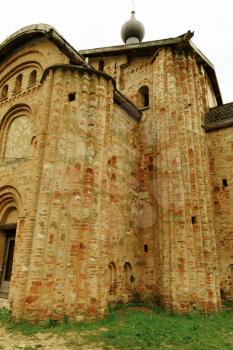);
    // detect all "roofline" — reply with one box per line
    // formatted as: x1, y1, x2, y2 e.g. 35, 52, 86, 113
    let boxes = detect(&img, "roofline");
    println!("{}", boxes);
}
0, 24, 85, 65
204, 119, 233, 132
0, 25, 223, 107
40, 64, 142, 121
80, 31, 223, 105
80, 32, 192, 57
